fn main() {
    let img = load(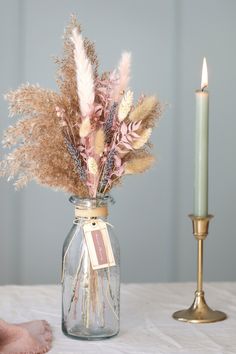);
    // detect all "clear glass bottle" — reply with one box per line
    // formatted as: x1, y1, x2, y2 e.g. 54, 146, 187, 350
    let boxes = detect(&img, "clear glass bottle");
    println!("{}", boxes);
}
62, 195, 120, 340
